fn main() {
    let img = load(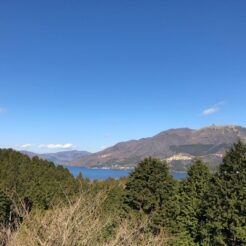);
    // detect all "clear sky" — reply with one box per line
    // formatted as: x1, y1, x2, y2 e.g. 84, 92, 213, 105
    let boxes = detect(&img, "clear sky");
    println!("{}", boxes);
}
0, 0, 246, 153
